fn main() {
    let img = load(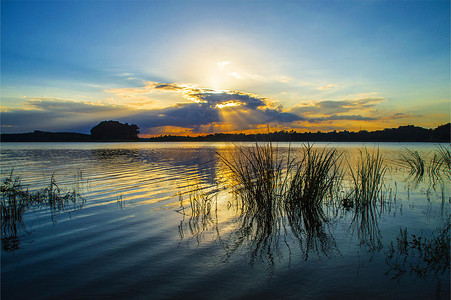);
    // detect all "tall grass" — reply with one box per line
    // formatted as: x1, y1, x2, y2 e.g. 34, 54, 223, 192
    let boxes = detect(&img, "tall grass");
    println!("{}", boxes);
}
217, 142, 287, 216
436, 144, 450, 177
217, 143, 343, 262
218, 143, 344, 211
217, 143, 289, 265
284, 145, 342, 258
1, 173, 33, 250
286, 145, 343, 208
347, 149, 388, 250
350, 149, 387, 205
